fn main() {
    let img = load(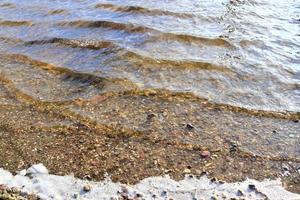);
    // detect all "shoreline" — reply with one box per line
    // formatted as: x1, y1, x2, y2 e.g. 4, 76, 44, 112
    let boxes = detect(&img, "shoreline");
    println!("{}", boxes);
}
1, 164, 300, 200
